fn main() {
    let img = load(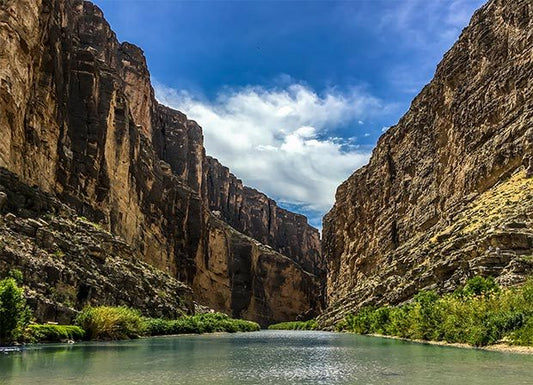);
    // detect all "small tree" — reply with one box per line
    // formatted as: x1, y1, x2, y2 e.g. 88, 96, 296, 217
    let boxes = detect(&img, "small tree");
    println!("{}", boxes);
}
0, 277, 31, 345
